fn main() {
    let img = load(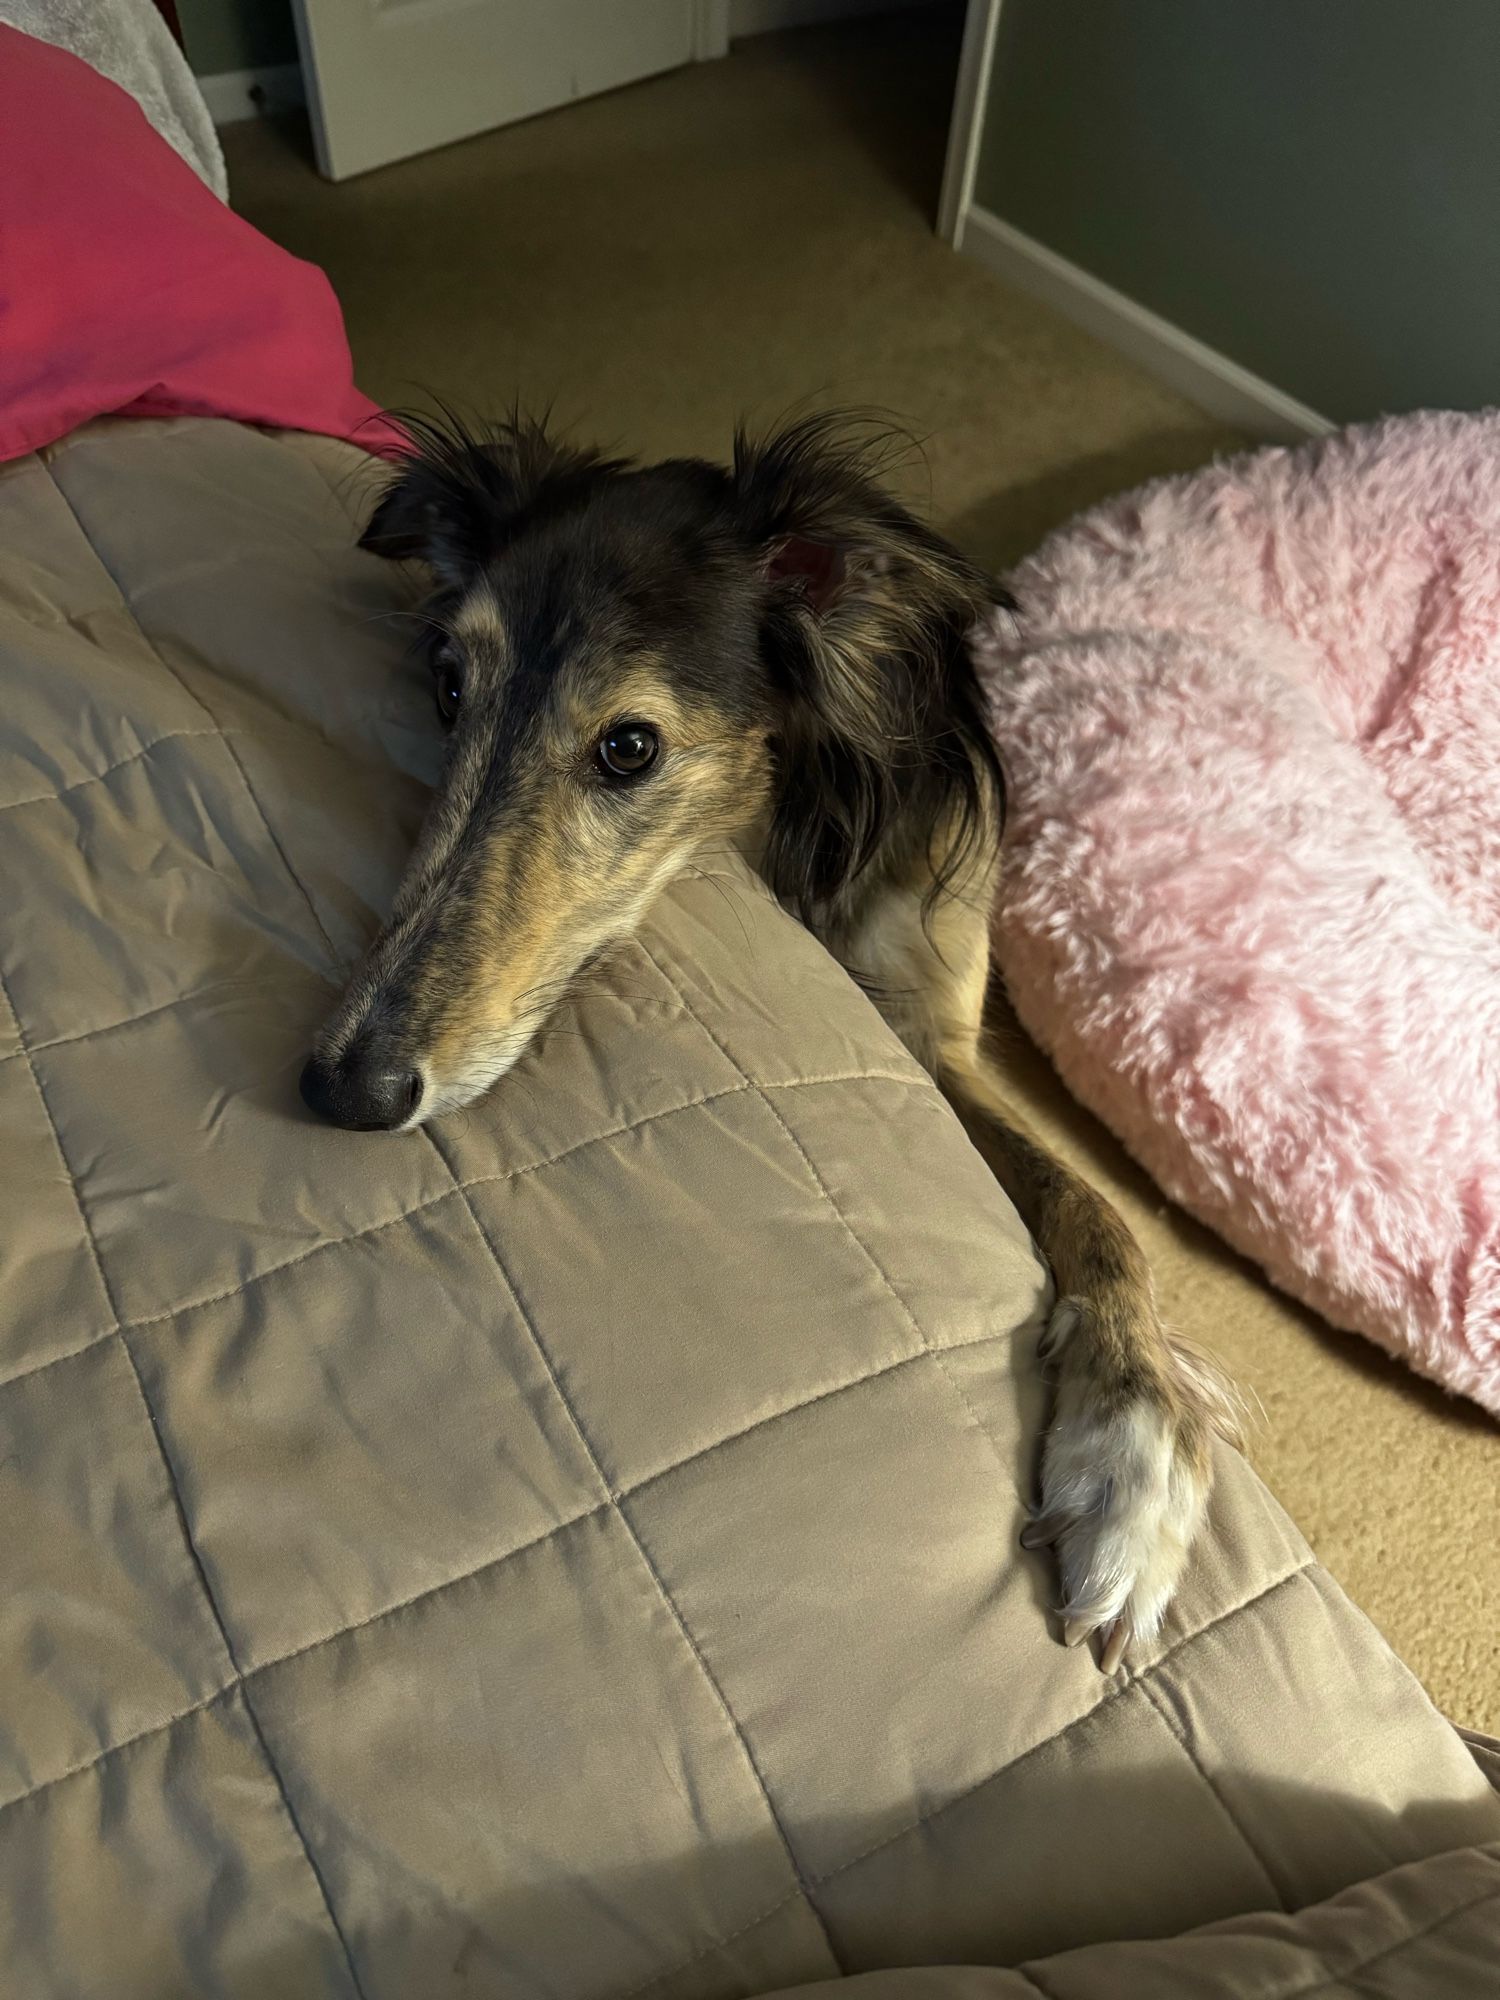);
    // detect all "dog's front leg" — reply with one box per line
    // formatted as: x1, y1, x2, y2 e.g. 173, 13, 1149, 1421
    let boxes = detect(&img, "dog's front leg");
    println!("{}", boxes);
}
941, 1042, 1244, 1673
